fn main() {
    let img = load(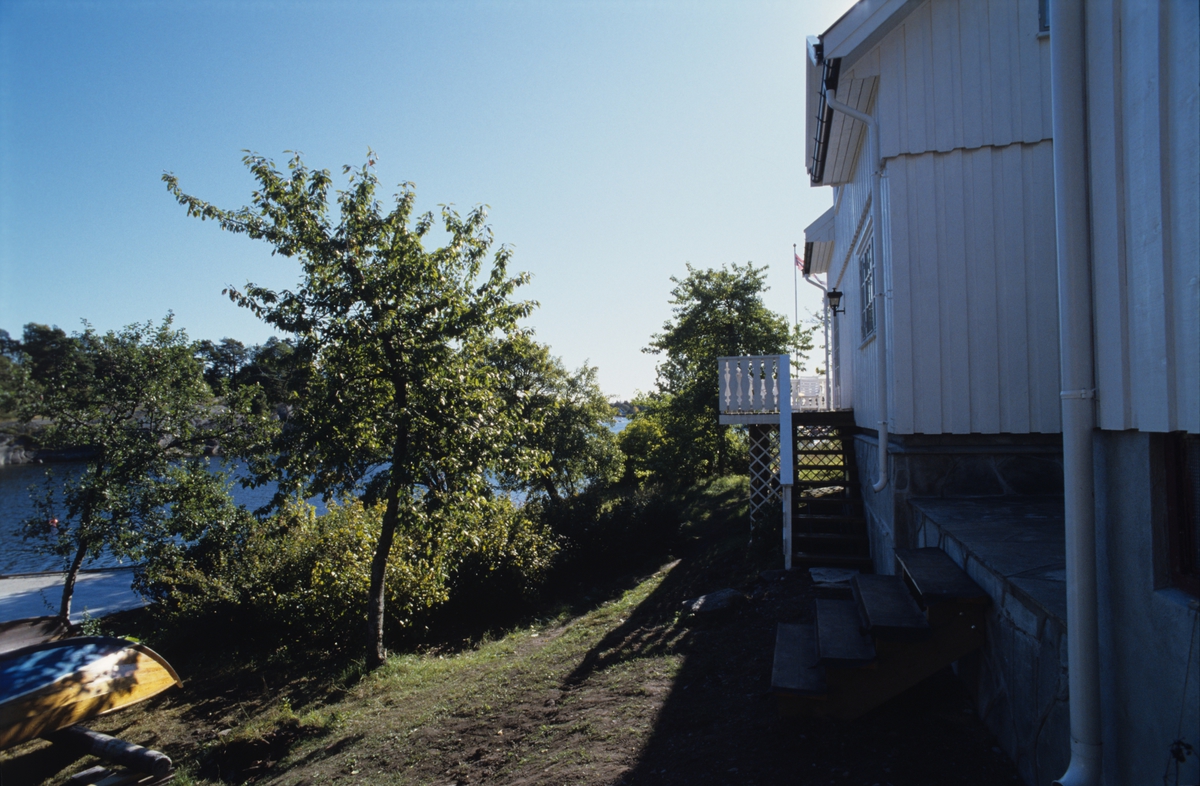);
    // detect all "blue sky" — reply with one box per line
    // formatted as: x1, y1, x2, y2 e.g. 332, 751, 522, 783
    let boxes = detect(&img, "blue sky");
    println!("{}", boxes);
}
0, 0, 851, 400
